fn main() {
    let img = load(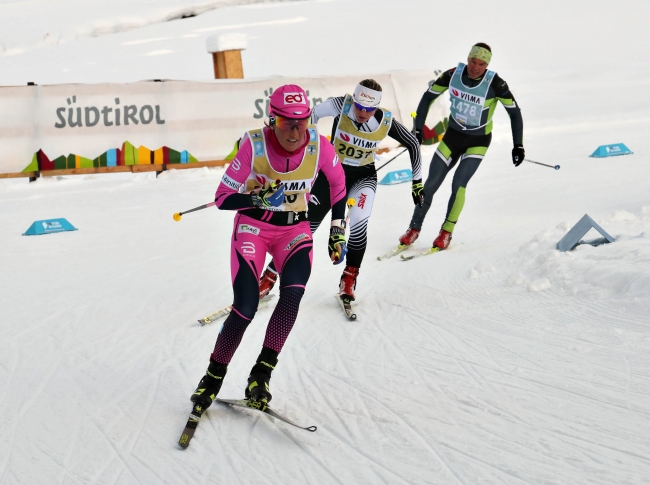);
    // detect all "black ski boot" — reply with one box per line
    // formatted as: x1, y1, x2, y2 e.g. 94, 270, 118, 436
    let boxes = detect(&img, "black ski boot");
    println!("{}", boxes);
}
245, 347, 279, 404
191, 360, 228, 408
